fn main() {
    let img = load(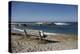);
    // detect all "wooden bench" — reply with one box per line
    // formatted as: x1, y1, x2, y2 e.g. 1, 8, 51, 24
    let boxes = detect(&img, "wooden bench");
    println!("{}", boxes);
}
11, 24, 47, 40
12, 27, 47, 40
23, 29, 46, 40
